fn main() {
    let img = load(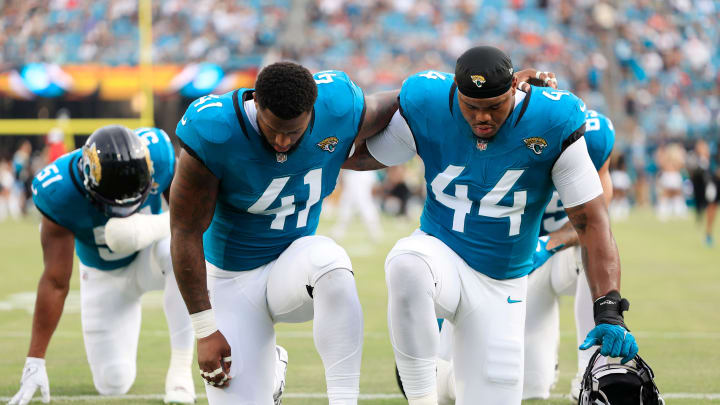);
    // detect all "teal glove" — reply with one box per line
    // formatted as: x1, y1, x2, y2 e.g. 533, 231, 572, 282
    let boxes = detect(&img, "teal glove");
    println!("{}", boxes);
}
532, 236, 564, 270
579, 324, 638, 364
